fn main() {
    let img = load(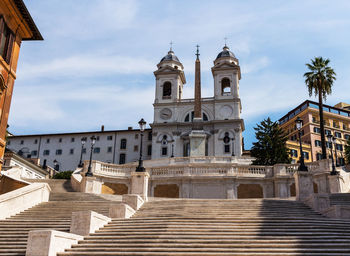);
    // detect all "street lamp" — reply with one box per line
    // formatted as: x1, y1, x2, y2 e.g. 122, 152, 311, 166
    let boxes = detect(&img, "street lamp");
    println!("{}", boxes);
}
332, 136, 338, 167
327, 134, 337, 175
85, 135, 97, 177
136, 118, 146, 172
78, 137, 87, 167
295, 117, 307, 171
171, 142, 174, 158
